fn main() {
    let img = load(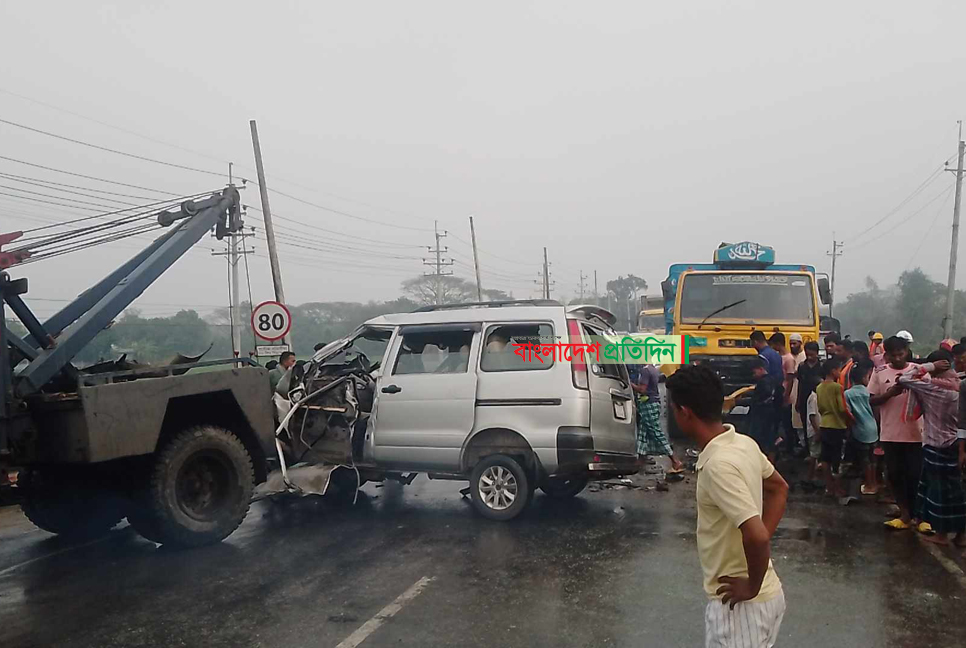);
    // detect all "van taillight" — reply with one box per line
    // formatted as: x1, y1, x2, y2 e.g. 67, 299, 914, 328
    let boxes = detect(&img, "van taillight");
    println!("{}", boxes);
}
567, 319, 589, 390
